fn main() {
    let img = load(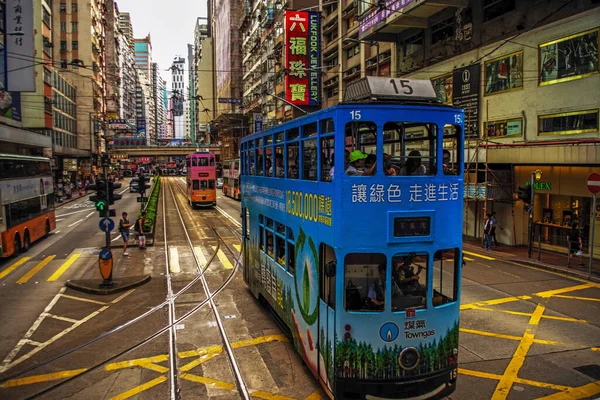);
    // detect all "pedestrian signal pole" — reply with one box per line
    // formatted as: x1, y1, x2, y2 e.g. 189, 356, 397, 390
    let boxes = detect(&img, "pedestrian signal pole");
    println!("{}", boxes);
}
527, 172, 535, 258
